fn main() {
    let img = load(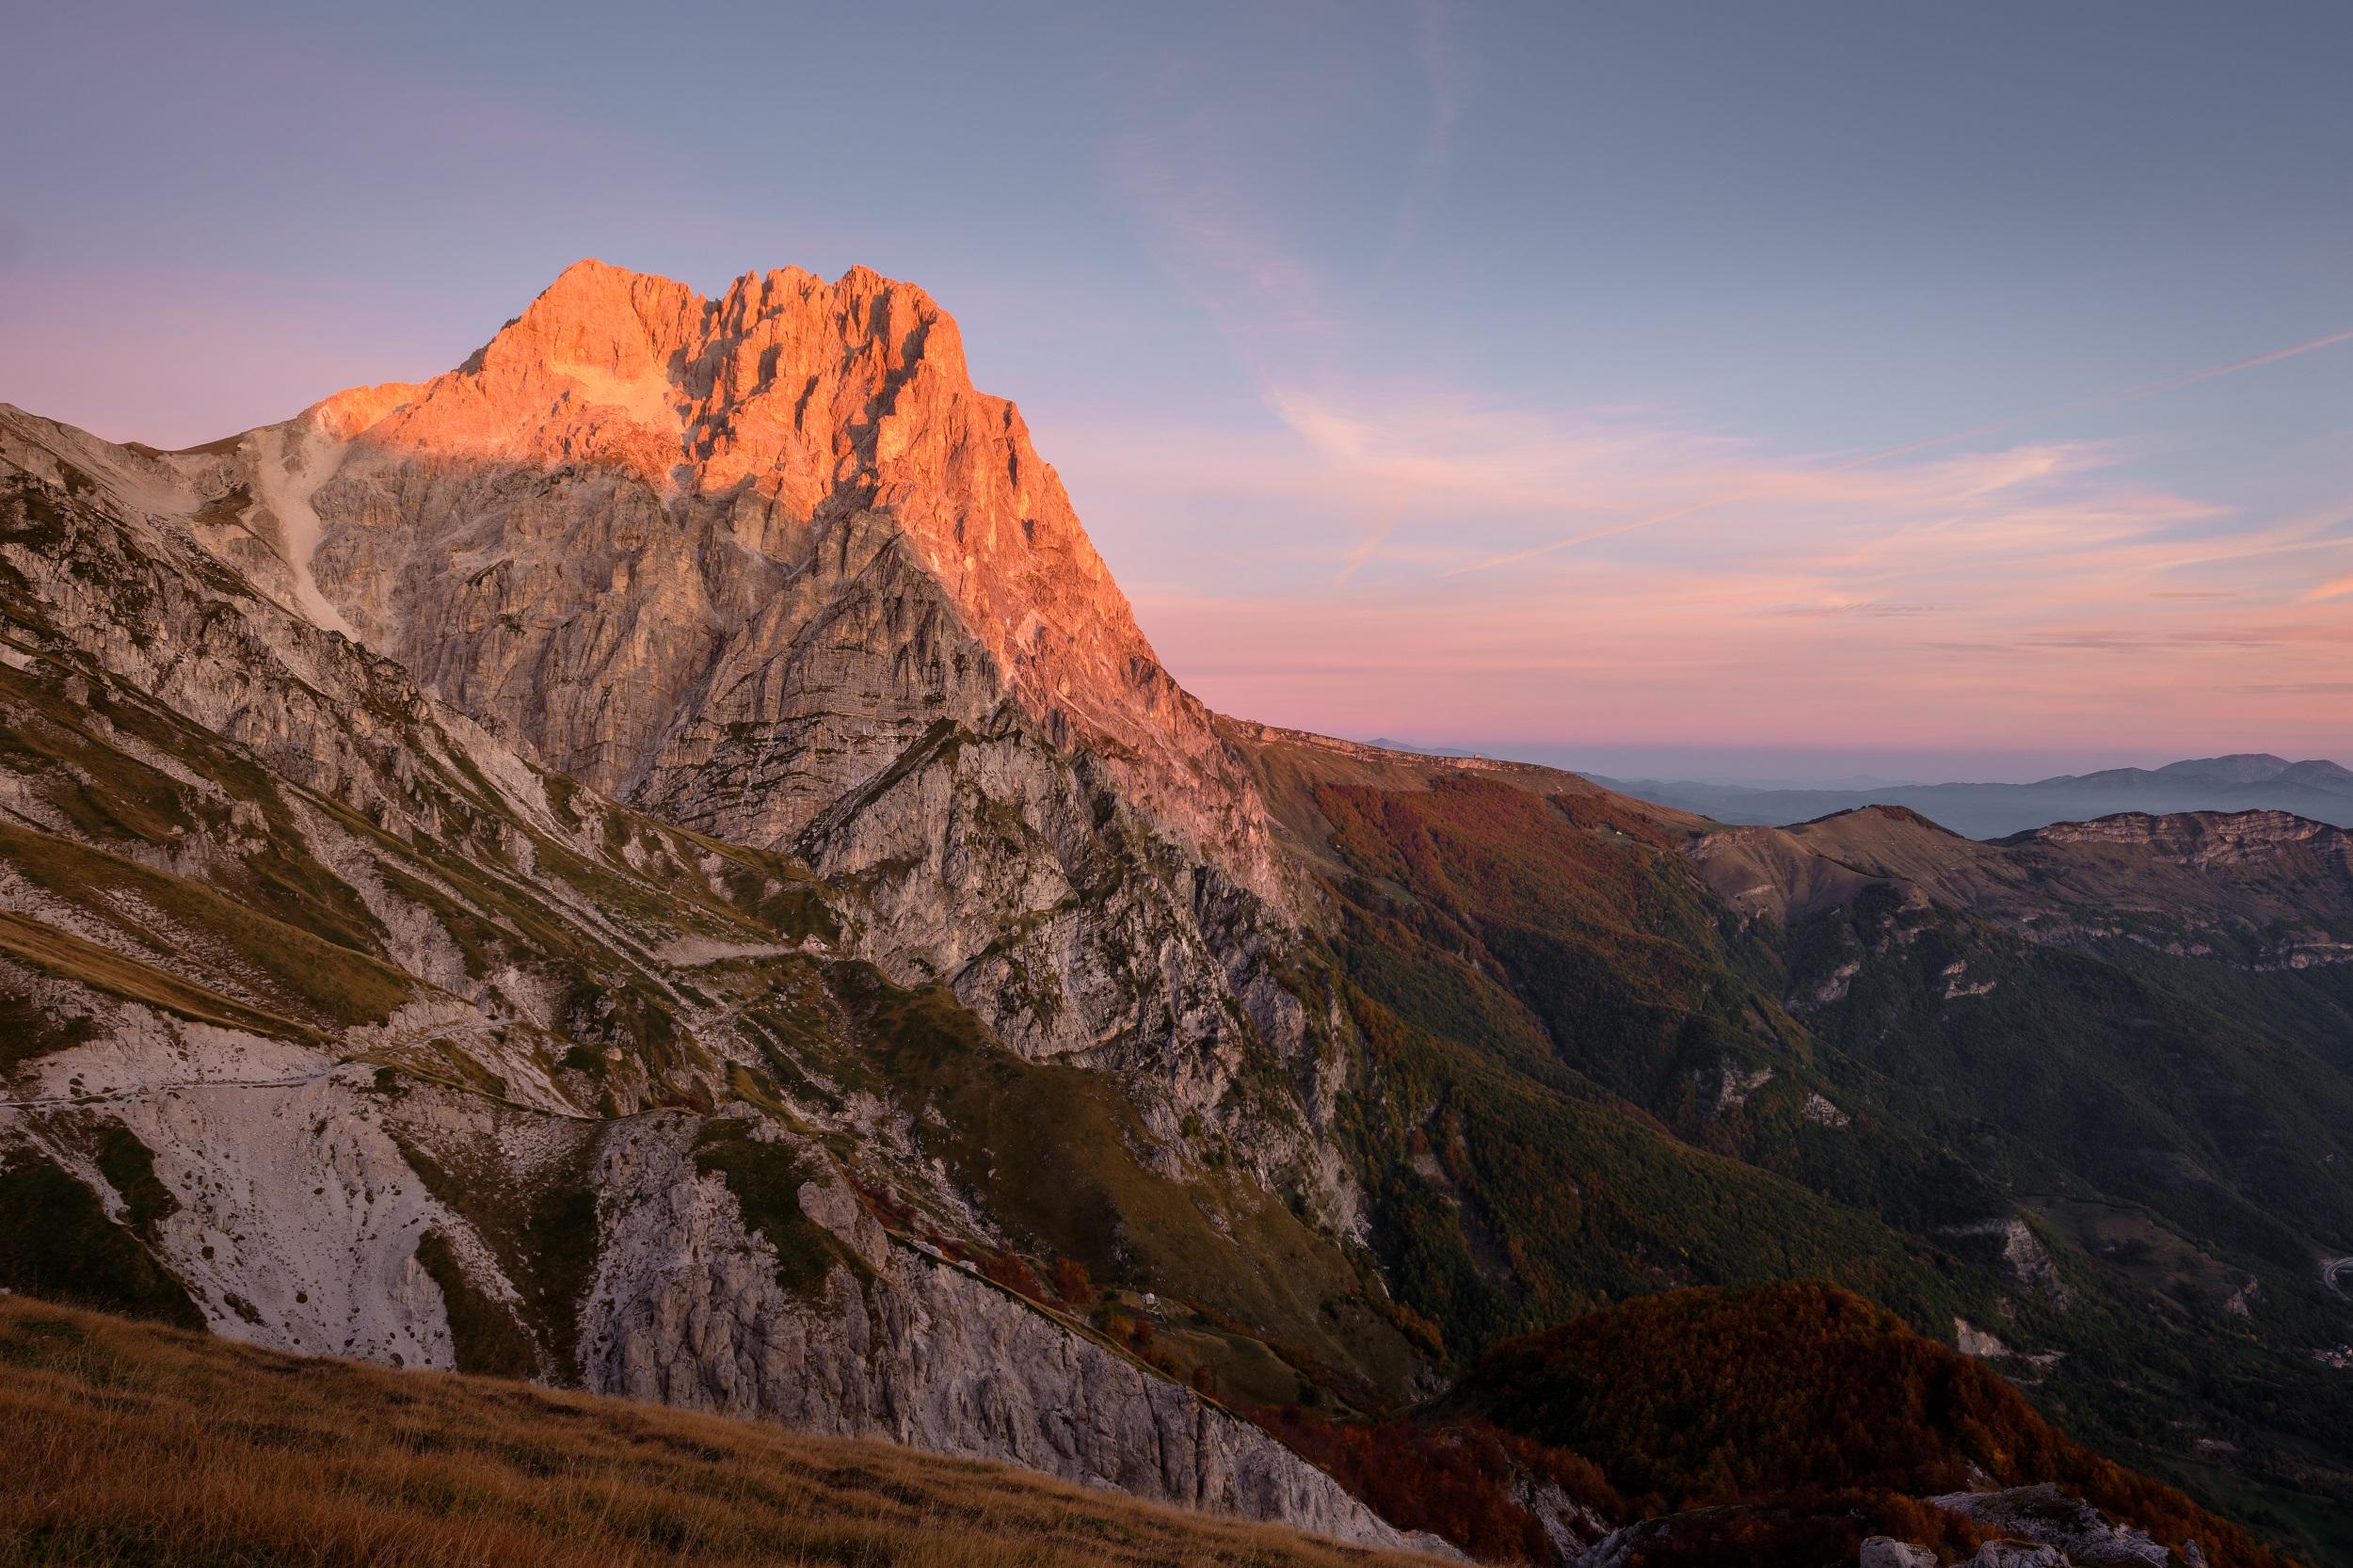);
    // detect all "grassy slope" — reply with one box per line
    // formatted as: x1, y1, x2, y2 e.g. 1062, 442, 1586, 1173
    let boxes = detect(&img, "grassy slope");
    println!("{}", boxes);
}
1299, 772, 1990, 1348
1779, 897, 2353, 1553
0, 1295, 1441, 1568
